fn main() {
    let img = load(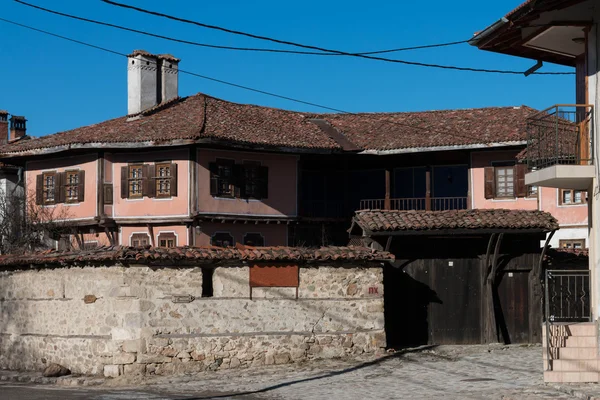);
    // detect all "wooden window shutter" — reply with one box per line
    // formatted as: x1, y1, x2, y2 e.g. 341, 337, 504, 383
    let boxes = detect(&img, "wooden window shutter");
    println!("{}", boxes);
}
209, 162, 219, 196
147, 164, 156, 198
55, 172, 65, 203
120, 166, 128, 199
484, 166, 495, 199
77, 170, 85, 202
558, 189, 564, 205
104, 183, 113, 205
259, 166, 269, 199
233, 164, 244, 198
514, 164, 527, 198
35, 174, 43, 205
142, 164, 153, 198
170, 162, 178, 197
